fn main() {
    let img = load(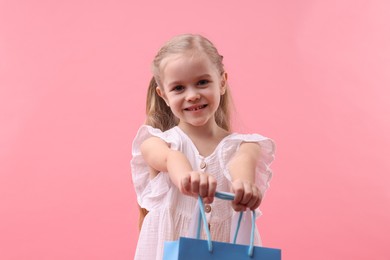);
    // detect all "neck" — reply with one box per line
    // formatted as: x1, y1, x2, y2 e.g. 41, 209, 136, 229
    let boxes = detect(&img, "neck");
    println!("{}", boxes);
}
178, 120, 227, 140
178, 120, 231, 157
